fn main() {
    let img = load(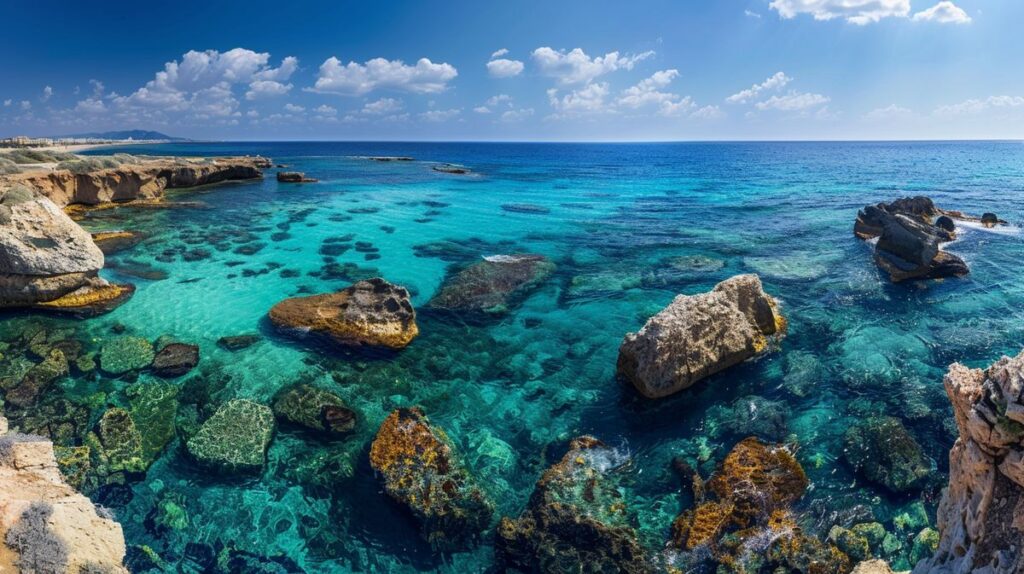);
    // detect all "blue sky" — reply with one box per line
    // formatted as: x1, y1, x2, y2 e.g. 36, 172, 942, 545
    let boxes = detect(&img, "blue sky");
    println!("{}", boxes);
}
1, 0, 1019, 141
